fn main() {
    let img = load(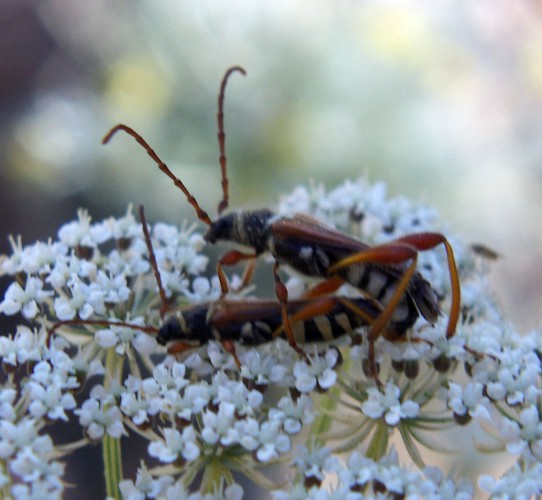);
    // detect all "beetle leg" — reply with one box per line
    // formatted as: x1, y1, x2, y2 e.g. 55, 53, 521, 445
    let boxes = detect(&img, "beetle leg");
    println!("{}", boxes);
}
301, 275, 345, 298
233, 260, 257, 293
271, 296, 338, 340
388, 232, 460, 339
272, 262, 307, 358
368, 254, 418, 388
217, 250, 258, 295
337, 297, 381, 325
328, 232, 460, 339
221, 339, 242, 369
166, 340, 195, 355
366, 334, 381, 387
328, 242, 418, 272
327, 243, 419, 388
